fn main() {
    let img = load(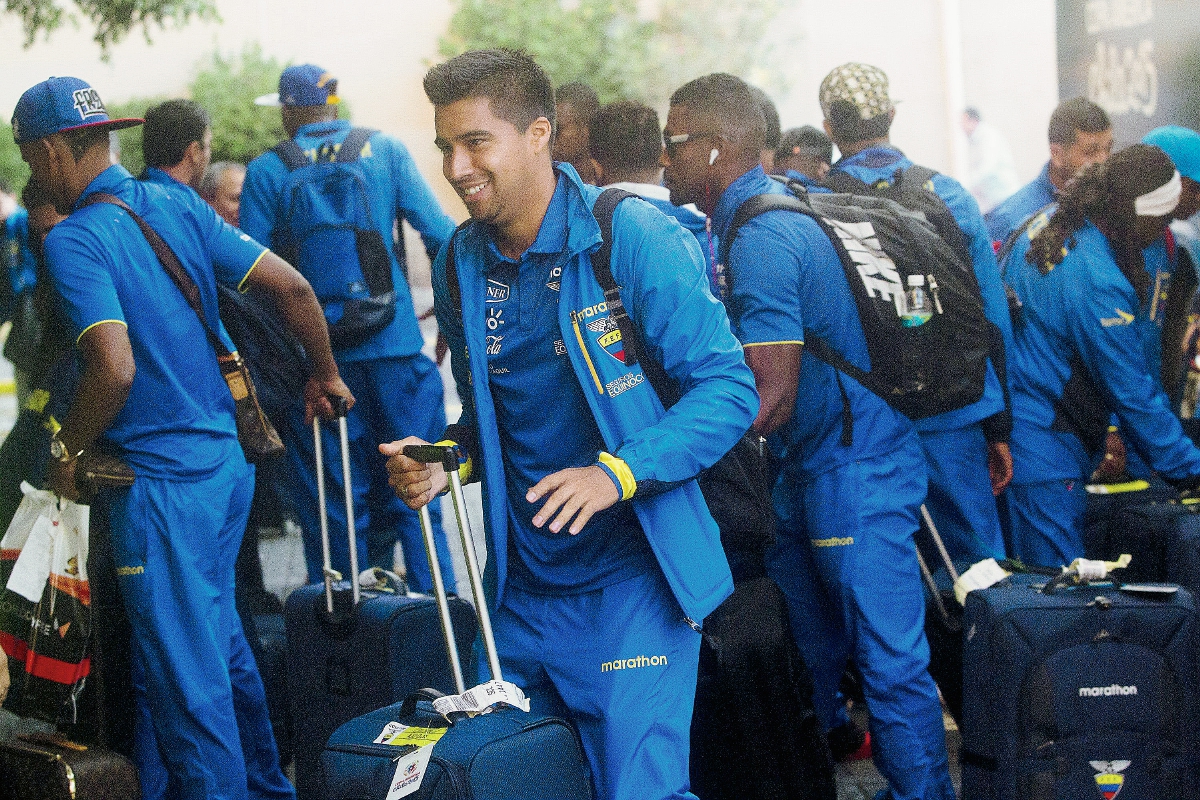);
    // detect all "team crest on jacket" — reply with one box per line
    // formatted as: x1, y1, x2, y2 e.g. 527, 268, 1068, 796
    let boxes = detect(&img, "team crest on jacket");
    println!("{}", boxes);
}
587, 316, 625, 362
1091, 760, 1130, 799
